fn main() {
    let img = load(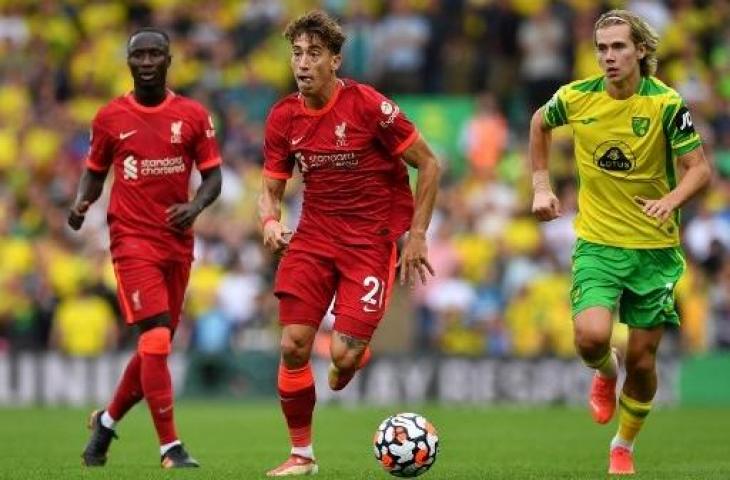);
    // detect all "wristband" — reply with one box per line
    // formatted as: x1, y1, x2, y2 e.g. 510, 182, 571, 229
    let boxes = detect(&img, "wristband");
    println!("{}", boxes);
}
261, 215, 278, 229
